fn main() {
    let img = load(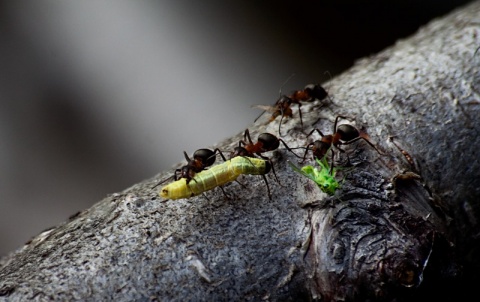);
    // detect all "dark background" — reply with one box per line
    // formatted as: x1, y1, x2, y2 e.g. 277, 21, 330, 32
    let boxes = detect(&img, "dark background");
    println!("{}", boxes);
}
0, 0, 472, 257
